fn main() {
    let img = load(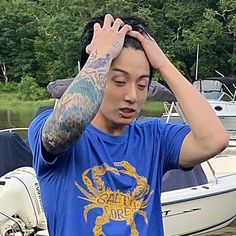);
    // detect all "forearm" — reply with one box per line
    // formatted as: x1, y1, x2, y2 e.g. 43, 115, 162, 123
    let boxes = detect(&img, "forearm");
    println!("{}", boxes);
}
42, 52, 112, 154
